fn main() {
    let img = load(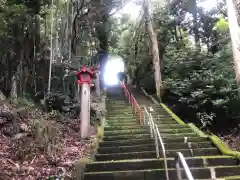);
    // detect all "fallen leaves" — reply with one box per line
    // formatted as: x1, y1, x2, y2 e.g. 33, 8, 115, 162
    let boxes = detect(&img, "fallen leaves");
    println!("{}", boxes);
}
0, 104, 96, 180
